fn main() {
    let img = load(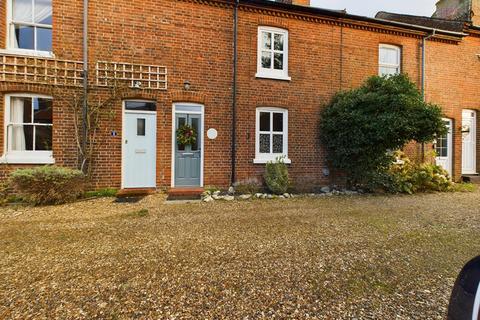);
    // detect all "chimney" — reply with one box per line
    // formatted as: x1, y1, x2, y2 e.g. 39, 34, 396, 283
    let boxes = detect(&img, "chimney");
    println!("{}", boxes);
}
432, 0, 477, 22
275, 0, 311, 6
